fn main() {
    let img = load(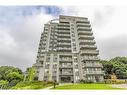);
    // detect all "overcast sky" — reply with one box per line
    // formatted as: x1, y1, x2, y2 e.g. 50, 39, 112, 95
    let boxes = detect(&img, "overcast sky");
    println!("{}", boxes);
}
0, 6, 127, 71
